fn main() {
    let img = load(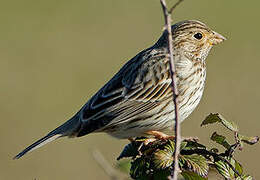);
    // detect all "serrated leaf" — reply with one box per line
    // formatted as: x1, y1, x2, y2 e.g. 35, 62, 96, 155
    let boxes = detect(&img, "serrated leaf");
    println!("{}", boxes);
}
153, 169, 171, 179
234, 160, 243, 176
210, 132, 231, 149
180, 154, 209, 177
180, 141, 188, 150
165, 140, 175, 152
181, 171, 207, 180
153, 140, 176, 169
117, 143, 139, 160
153, 148, 174, 169
221, 118, 239, 132
130, 157, 149, 179
228, 158, 244, 178
215, 160, 234, 179
116, 159, 131, 174
201, 113, 239, 132
183, 141, 206, 151
238, 134, 259, 145
201, 113, 221, 126
240, 175, 253, 180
